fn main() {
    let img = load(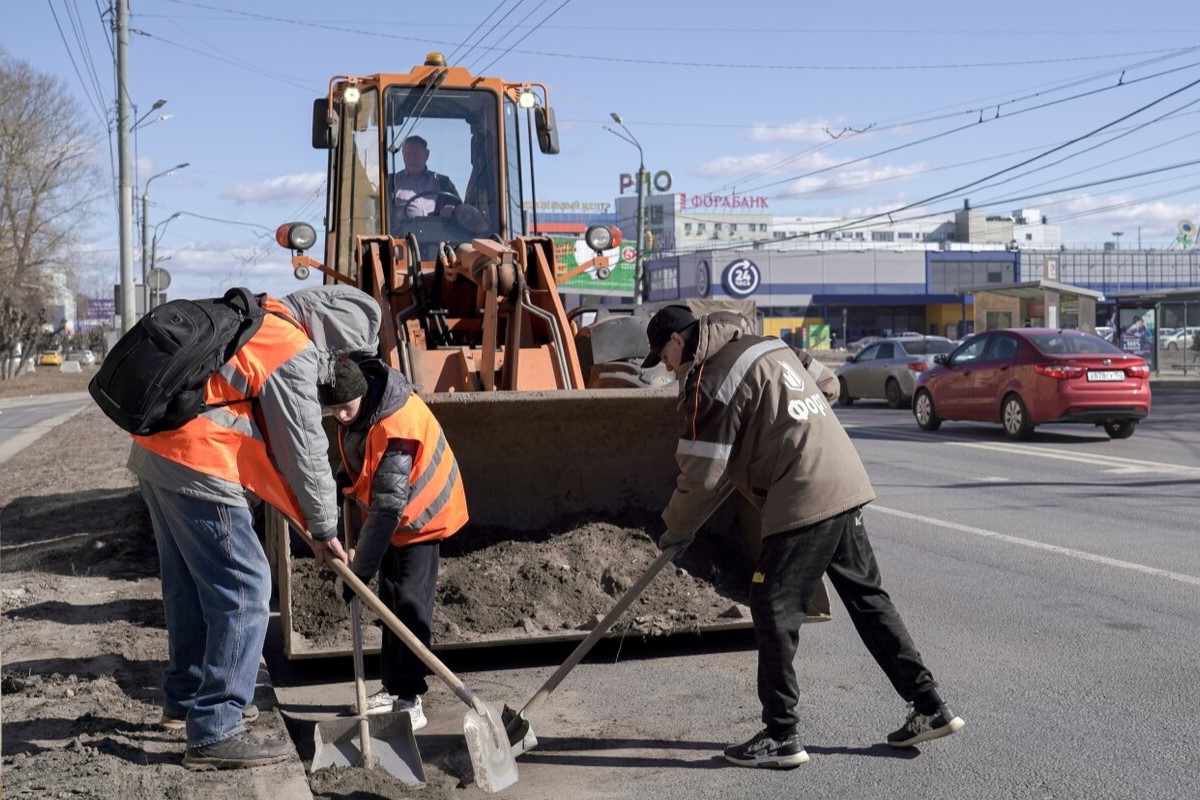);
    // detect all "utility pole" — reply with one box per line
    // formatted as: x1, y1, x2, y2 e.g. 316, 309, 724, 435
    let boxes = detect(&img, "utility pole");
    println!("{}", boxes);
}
115, 0, 135, 333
